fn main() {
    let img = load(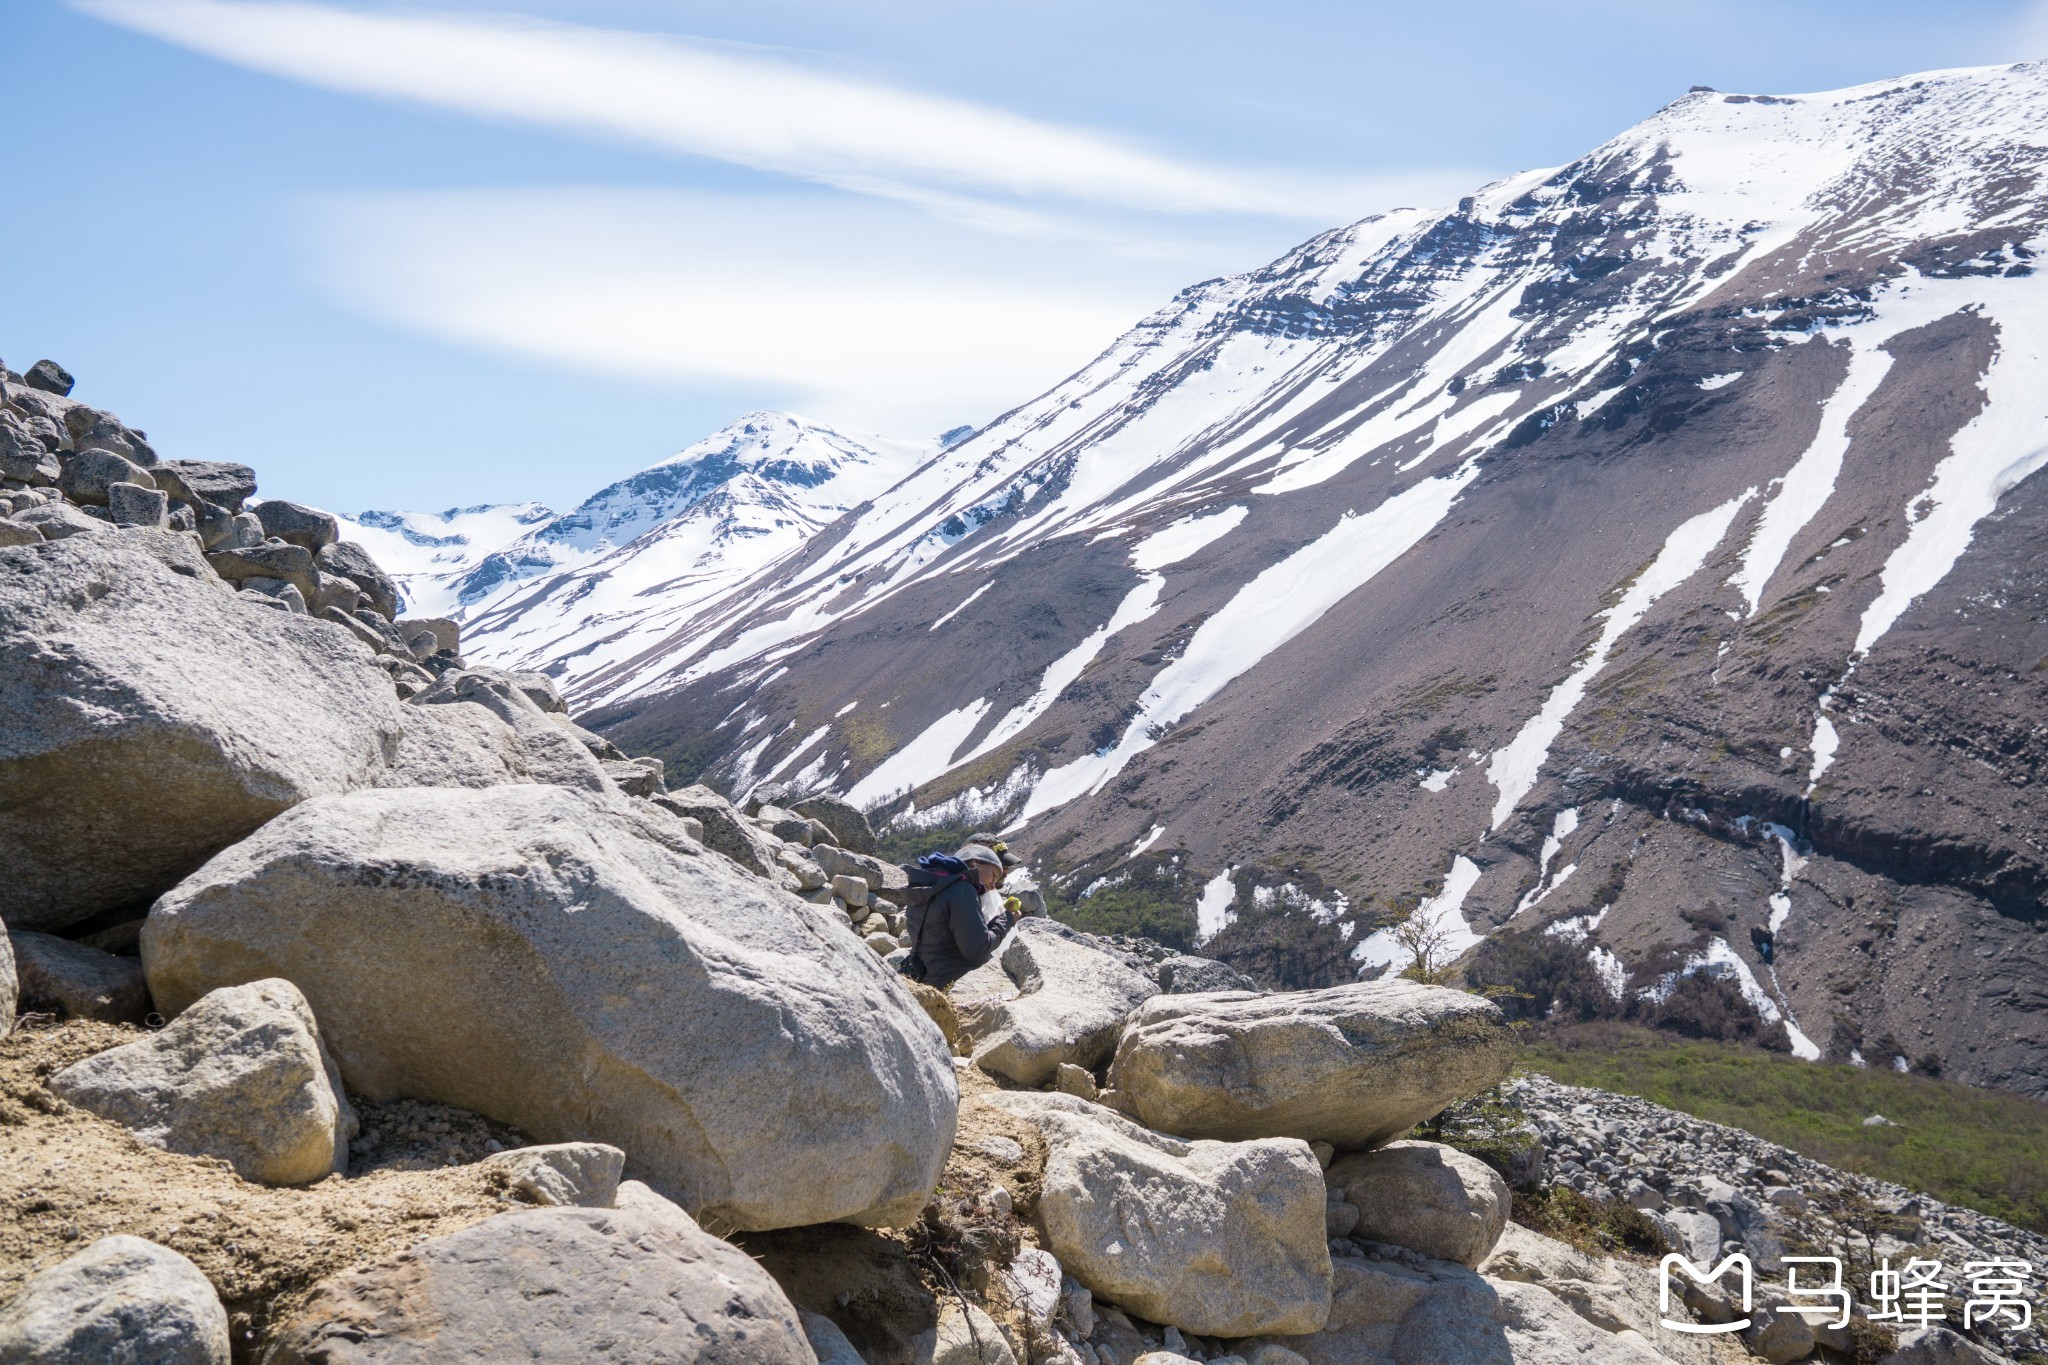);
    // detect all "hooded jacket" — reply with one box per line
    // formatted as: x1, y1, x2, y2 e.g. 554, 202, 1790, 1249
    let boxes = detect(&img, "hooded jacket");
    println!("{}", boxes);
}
909, 874, 1013, 988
